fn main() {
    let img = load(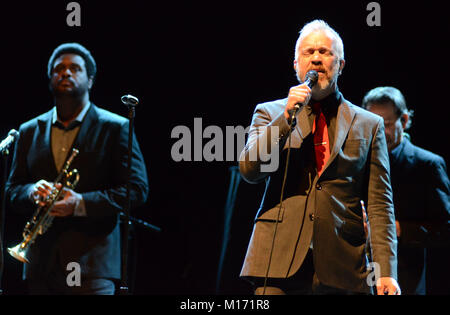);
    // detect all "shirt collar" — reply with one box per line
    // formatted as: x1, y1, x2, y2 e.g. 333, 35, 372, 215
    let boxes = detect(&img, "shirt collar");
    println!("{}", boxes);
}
52, 102, 91, 129
307, 90, 341, 116
389, 137, 406, 162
